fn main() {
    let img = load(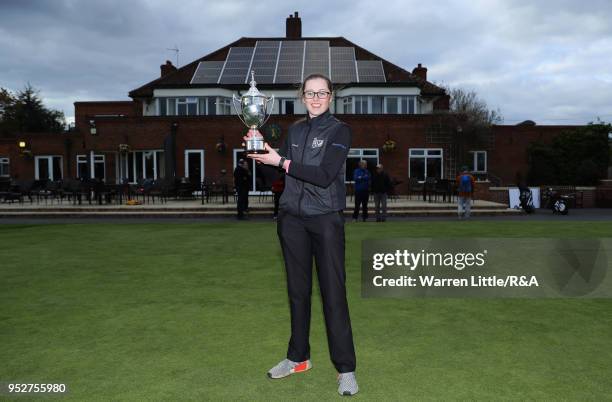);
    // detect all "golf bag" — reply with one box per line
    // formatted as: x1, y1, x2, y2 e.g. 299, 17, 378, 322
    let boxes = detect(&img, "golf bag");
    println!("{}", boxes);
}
518, 186, 534, 214
543, 188, 571, 215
